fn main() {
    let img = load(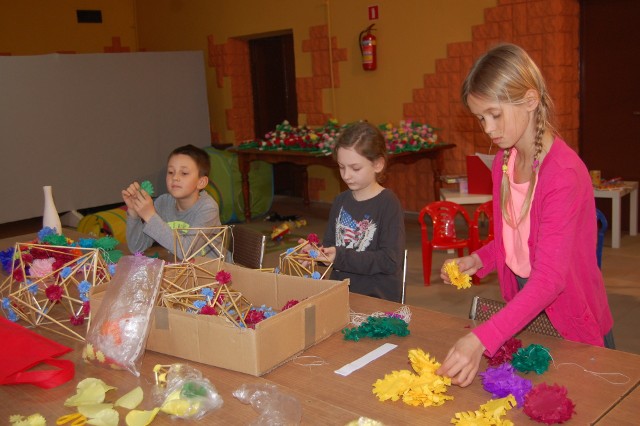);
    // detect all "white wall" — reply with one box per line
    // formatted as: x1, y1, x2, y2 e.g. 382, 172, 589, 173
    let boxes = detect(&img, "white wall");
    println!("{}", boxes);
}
0, 51, 210, 223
